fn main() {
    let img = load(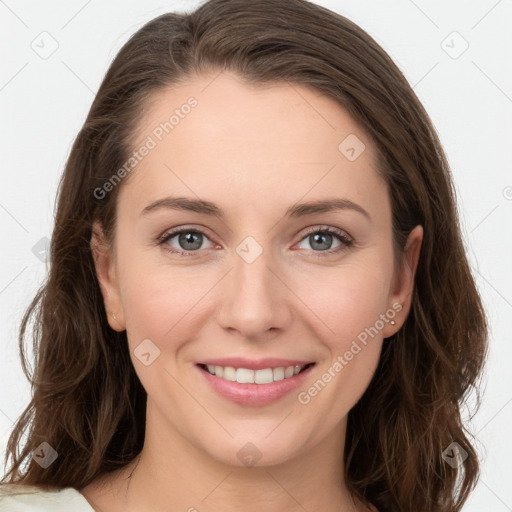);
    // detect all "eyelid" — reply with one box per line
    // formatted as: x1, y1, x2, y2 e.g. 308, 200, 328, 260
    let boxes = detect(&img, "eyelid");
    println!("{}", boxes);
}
293, 225, 353, 256
298, 225, 353, 243
157, 224, 354, 256
158, 224, 216, 242
157, 225, 219, 256
158, 224, 353, 243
